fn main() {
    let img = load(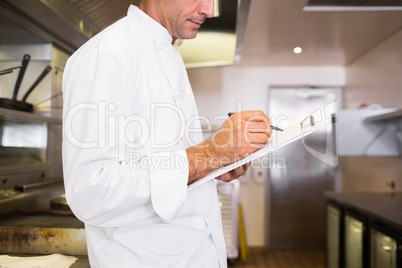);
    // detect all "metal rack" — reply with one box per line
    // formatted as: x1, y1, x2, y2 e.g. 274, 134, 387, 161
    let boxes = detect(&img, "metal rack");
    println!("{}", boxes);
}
217, 180, 240, 261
